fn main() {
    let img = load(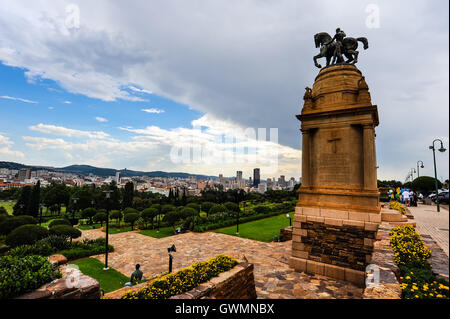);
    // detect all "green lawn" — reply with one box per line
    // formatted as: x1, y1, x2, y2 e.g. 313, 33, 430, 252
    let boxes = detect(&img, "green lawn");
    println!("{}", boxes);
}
0, 202, 15, 215
214, 212, 294, 242
139, 226, 175, 238
69, 258, 129, 293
